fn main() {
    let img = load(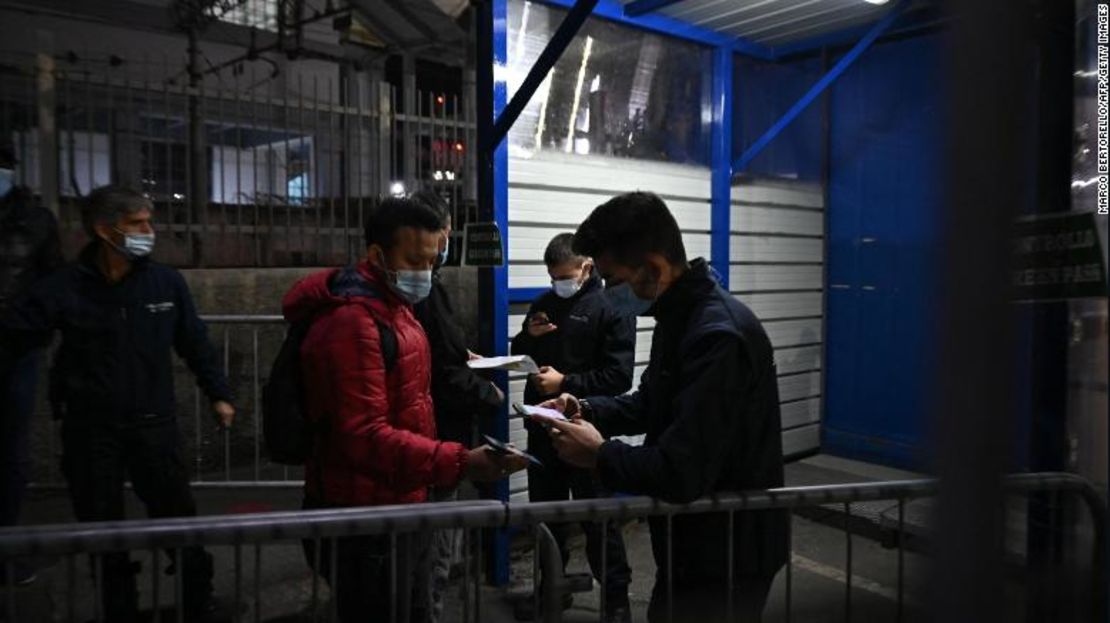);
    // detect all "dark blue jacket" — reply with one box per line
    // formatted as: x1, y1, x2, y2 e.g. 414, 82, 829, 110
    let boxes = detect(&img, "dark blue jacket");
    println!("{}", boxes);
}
588, 259, 788, 580
510, 273, 636, 411
0, 243, 231, 425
